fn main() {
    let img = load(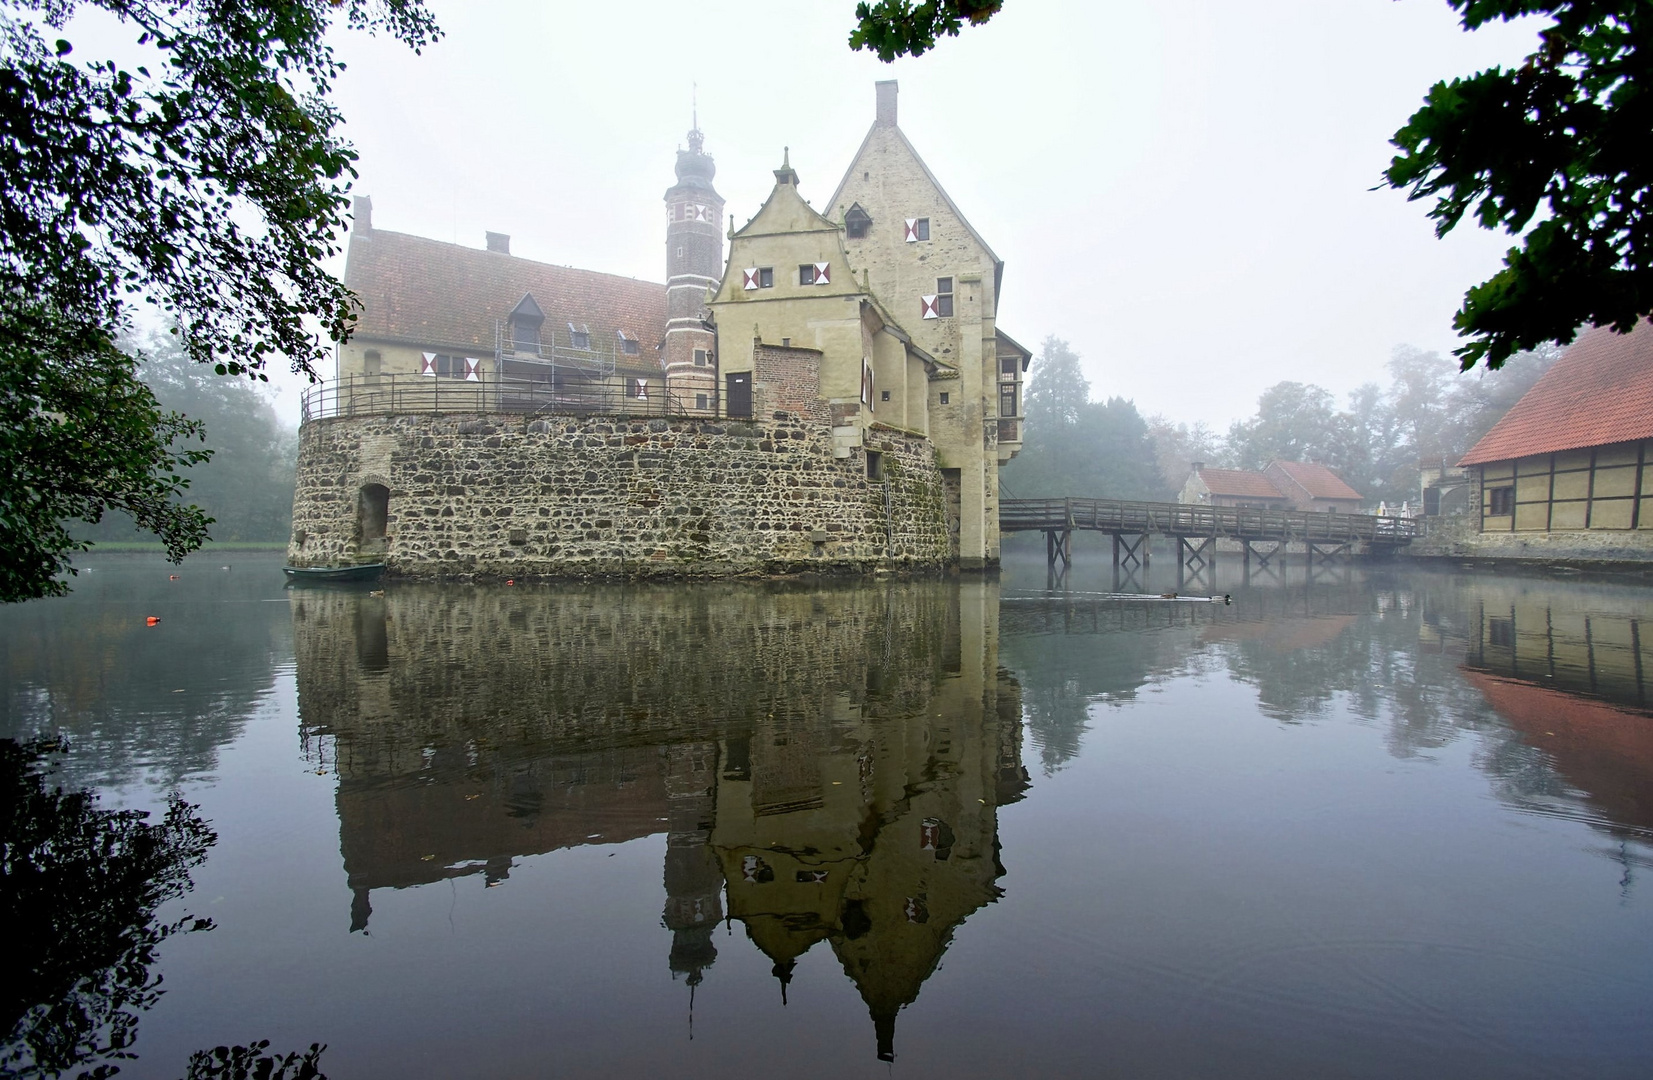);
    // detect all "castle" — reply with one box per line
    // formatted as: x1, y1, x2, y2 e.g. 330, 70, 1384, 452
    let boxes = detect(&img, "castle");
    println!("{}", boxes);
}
288, 82, 1030, 576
